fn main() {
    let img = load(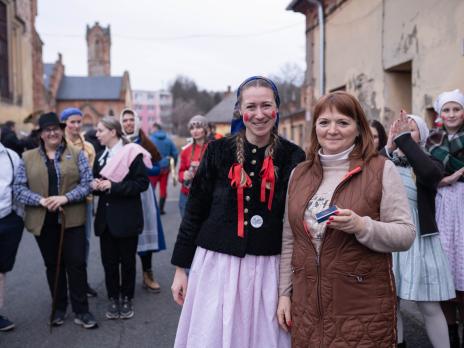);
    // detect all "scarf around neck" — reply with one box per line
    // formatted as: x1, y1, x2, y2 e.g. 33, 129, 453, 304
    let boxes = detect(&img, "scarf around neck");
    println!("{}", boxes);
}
426, 125, 464, 174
